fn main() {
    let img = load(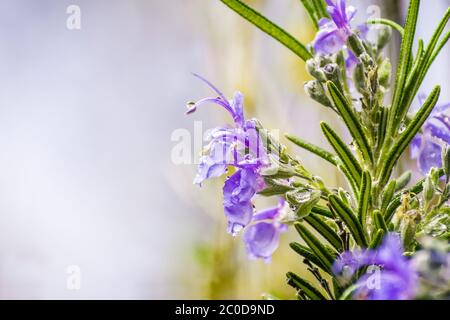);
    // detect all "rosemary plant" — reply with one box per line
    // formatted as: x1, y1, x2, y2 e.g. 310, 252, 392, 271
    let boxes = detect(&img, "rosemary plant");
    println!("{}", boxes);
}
187, 0, 450, 300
